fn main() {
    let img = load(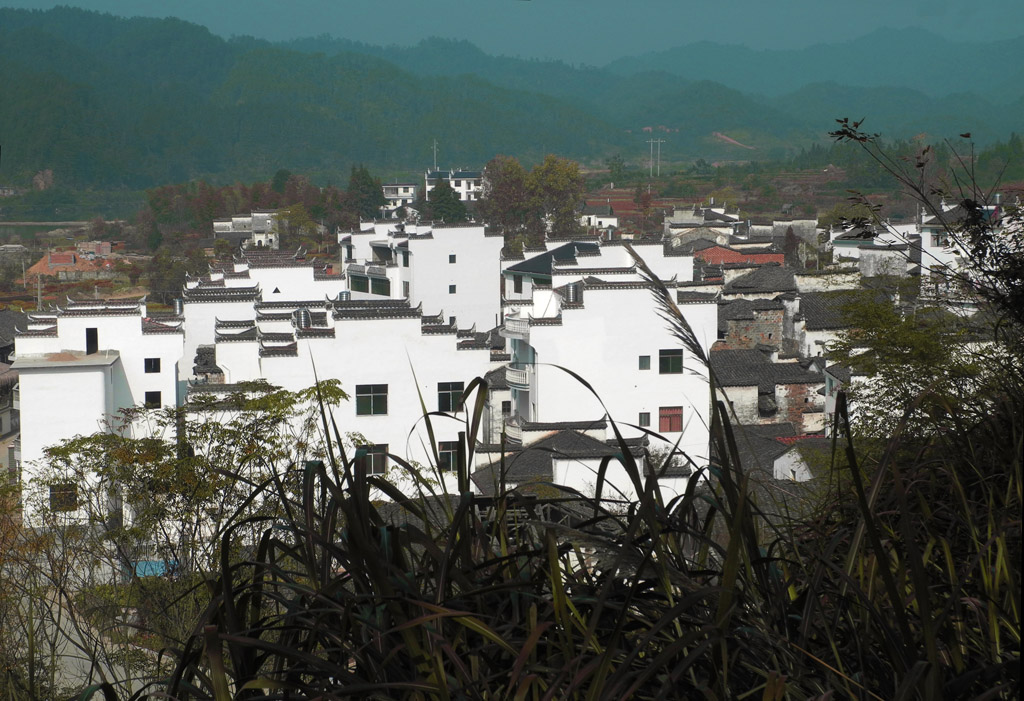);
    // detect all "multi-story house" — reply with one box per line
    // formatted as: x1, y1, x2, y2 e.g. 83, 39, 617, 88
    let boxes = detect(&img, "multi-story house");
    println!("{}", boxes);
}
425, 169, 483, 202
12, 298, 184, 521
